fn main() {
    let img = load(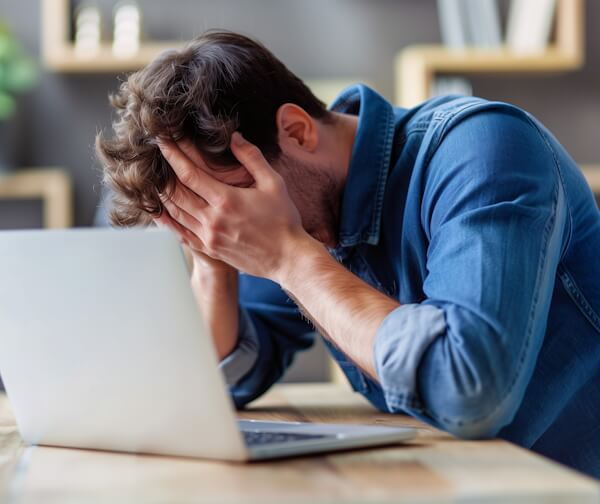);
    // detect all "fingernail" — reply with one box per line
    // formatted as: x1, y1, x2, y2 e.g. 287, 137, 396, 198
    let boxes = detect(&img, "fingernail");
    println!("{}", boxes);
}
232, 132, 245, 146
